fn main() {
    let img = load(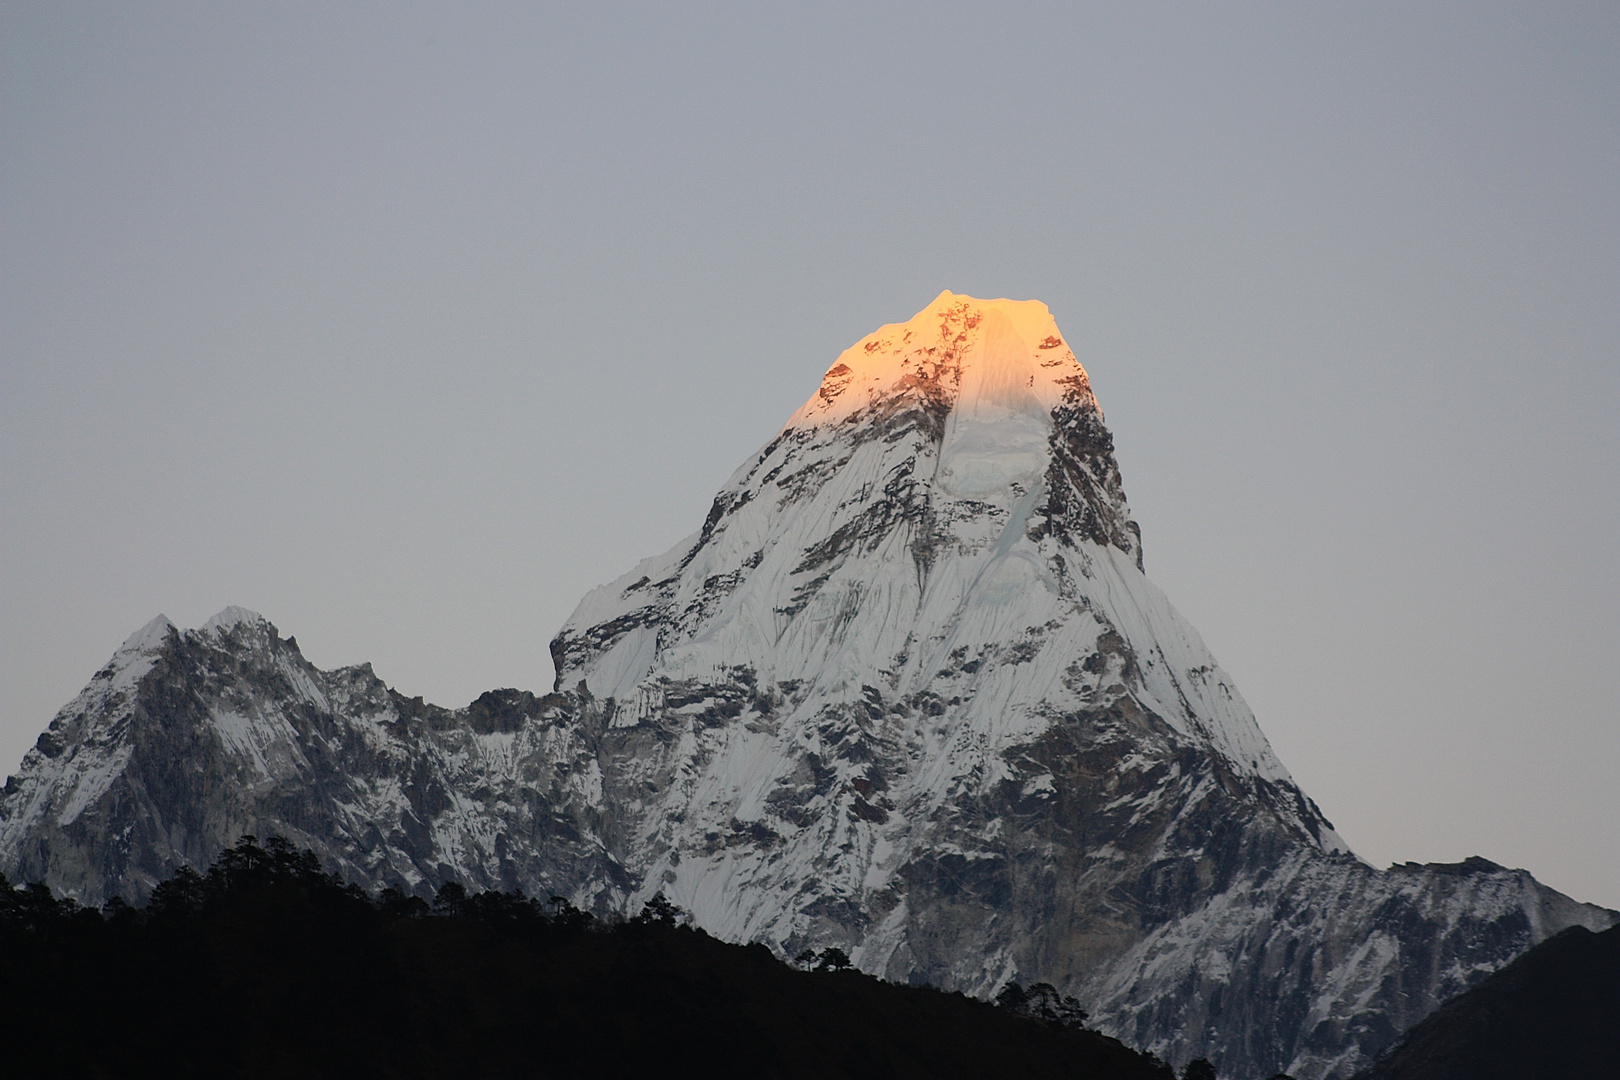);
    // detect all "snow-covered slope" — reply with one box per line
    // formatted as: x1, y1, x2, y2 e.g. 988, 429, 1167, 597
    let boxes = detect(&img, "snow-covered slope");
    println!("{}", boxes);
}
2, 293, 1611, 1078
0, 609, 619, 905
556, 293, 1310, 797
550, 290, 1347, 951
